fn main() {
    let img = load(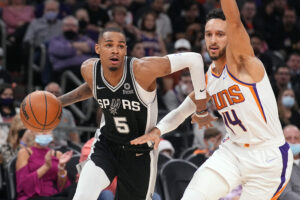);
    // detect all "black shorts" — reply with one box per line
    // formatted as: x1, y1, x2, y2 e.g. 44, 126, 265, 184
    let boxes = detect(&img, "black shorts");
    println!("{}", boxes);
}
90, 134, 158, 200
